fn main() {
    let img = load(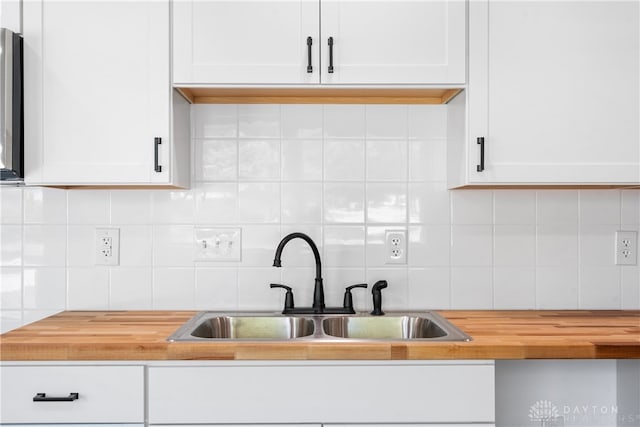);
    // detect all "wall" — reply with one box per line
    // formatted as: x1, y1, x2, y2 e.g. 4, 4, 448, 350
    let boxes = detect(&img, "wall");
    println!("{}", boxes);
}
1, 104, 639, 333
